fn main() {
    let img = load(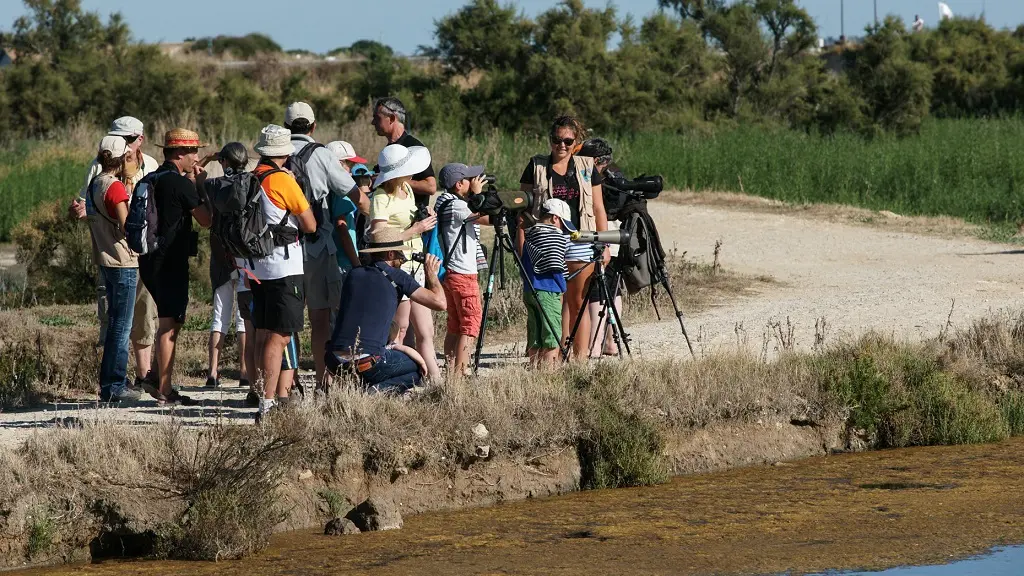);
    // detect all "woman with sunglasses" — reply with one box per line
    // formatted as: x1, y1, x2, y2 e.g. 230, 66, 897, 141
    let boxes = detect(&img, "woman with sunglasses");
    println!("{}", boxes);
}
519, 115, 608, 360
